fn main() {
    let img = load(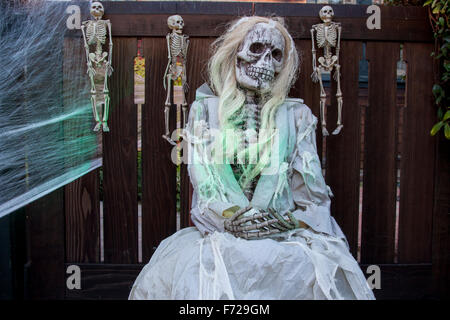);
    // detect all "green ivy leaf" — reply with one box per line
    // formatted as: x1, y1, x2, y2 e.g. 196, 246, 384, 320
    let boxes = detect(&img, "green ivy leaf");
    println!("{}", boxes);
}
431, 121, 445, 135
444, 110, 450, 121
445, 123, 450, 139
433, 84, 443, 98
